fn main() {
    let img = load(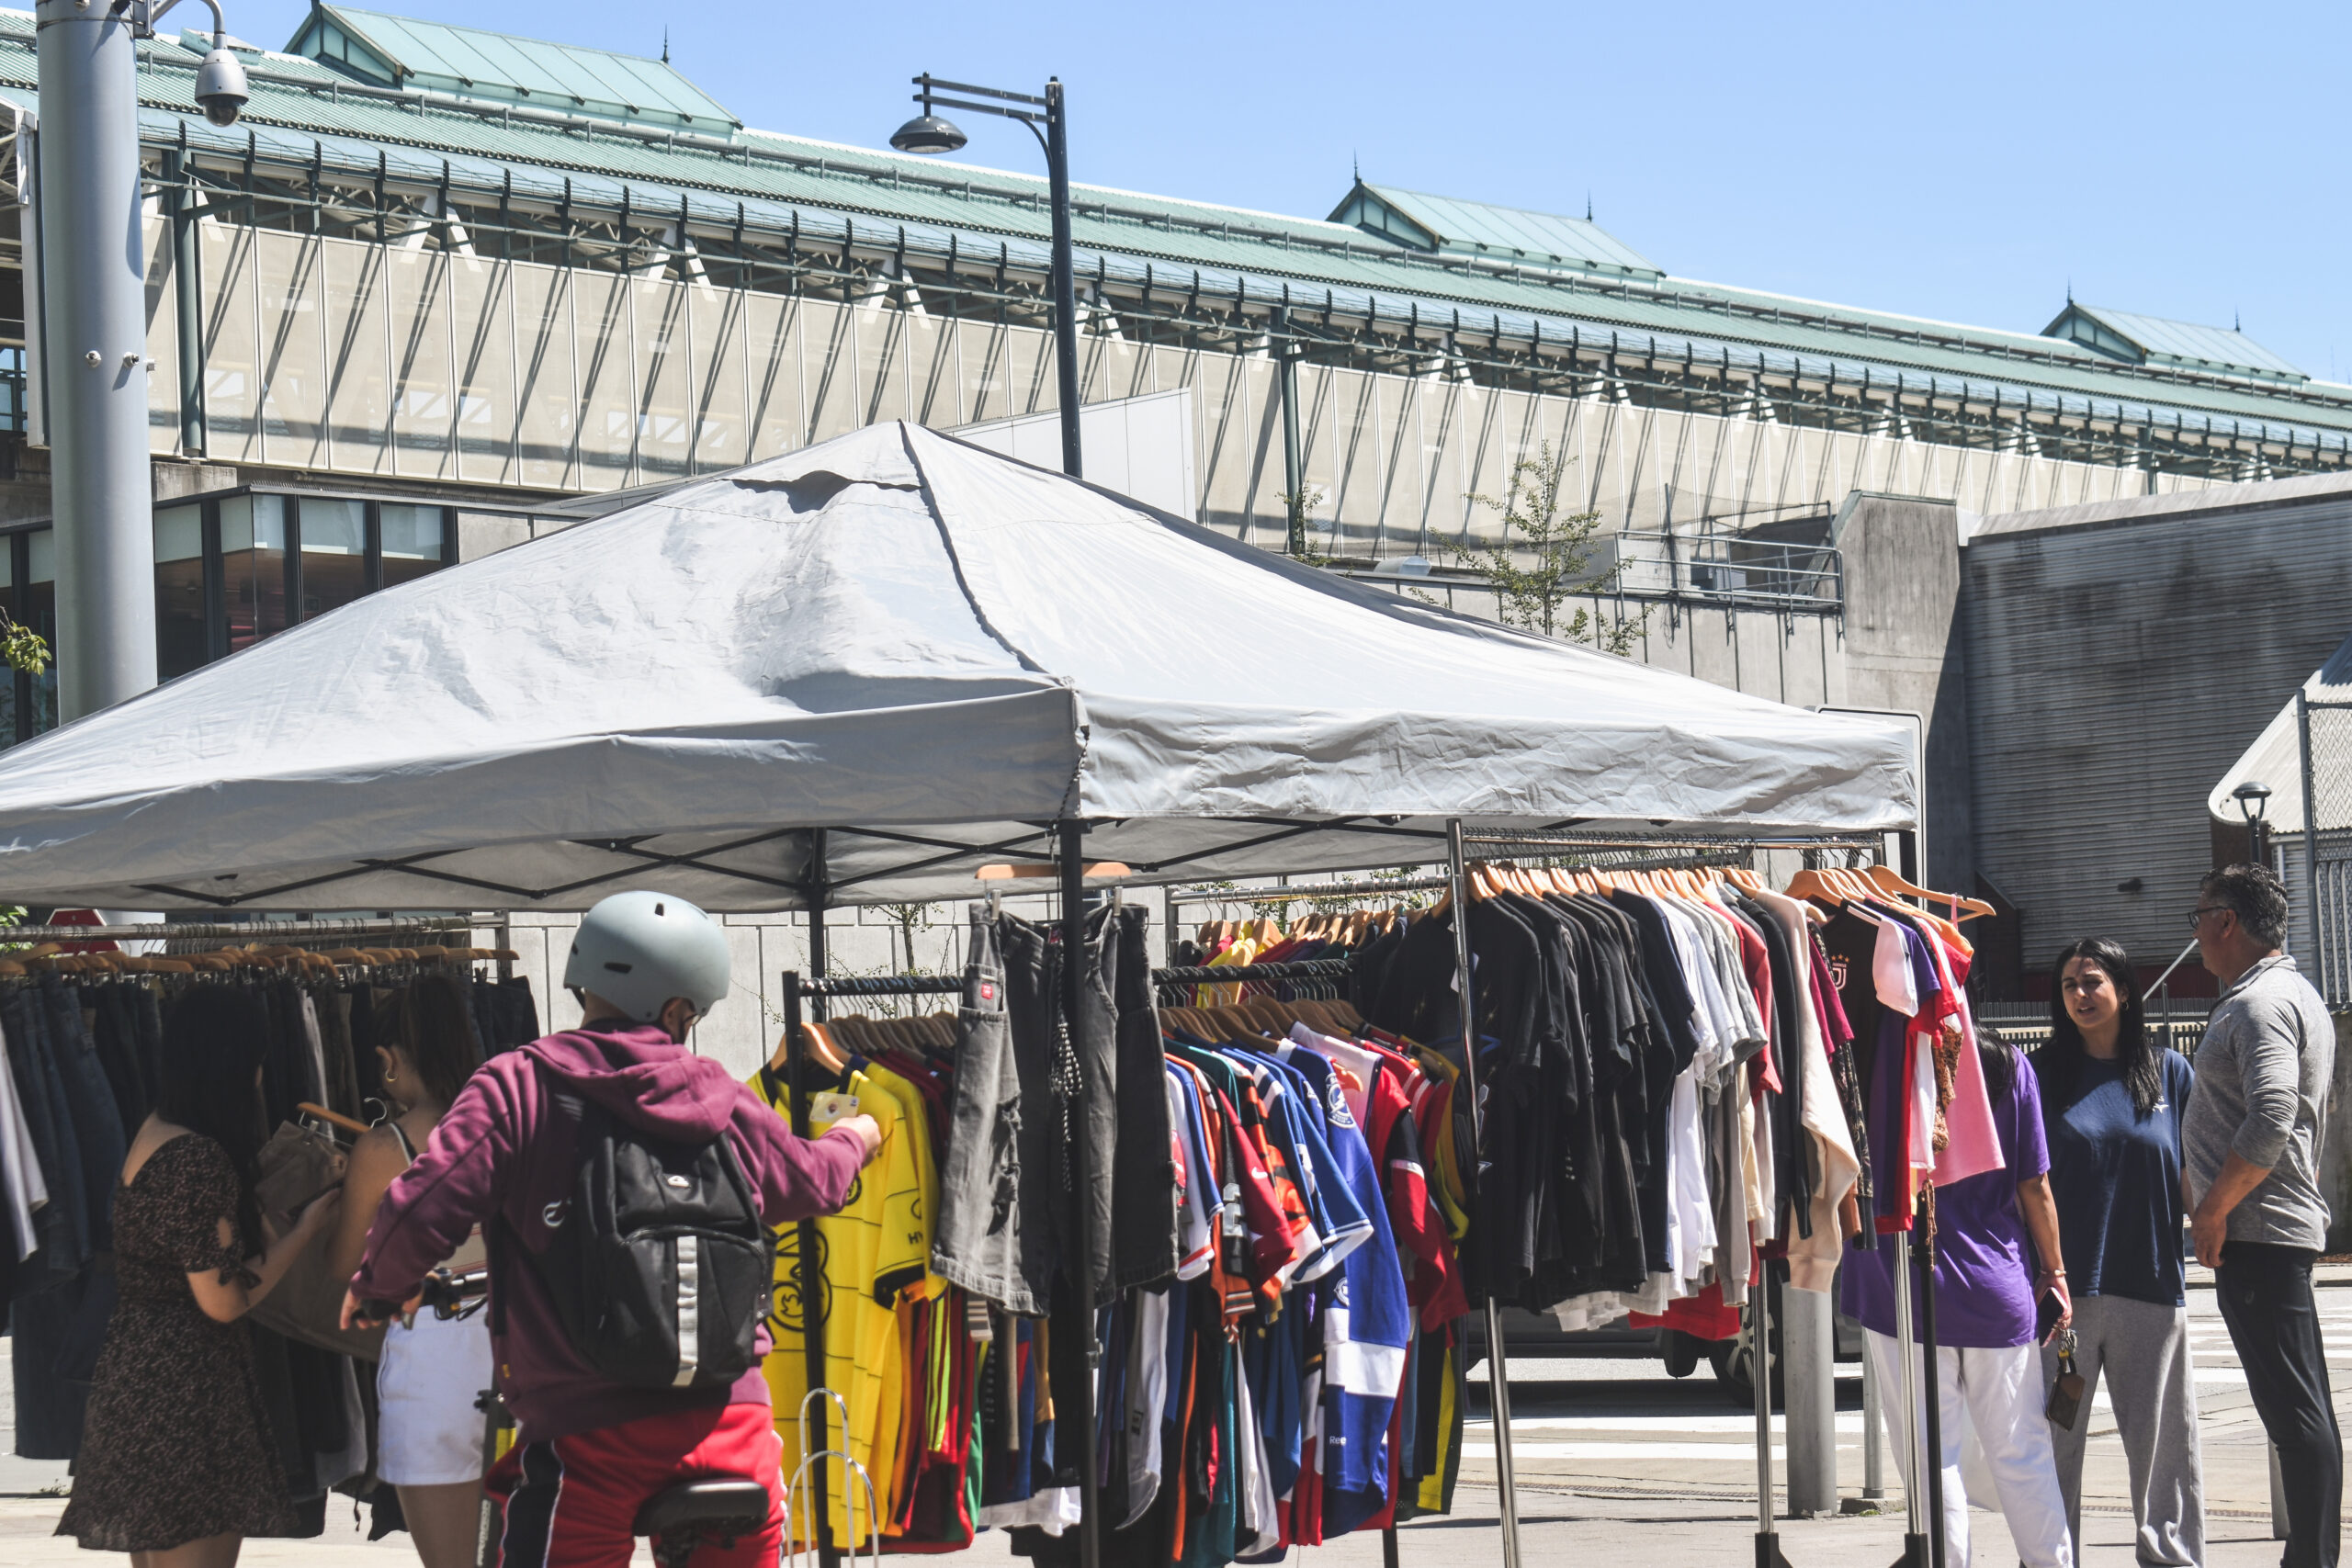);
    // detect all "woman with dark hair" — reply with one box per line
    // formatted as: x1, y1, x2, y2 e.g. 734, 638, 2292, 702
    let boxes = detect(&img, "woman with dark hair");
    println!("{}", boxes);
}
57, 986, 342, 1563
2035, 939, 2203, 1565
326, 974, 487, 1568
